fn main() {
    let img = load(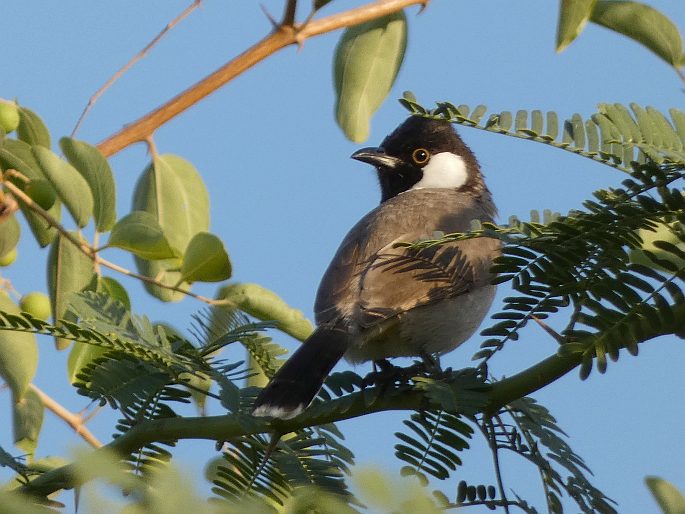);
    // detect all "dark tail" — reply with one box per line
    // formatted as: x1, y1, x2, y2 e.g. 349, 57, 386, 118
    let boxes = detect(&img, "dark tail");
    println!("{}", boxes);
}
252, 327, 351, 419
